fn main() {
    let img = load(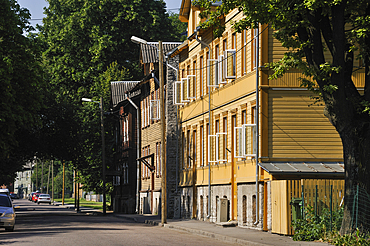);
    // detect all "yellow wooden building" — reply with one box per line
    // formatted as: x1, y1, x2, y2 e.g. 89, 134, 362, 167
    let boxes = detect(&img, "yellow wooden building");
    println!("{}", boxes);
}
168, 0, 365, 234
